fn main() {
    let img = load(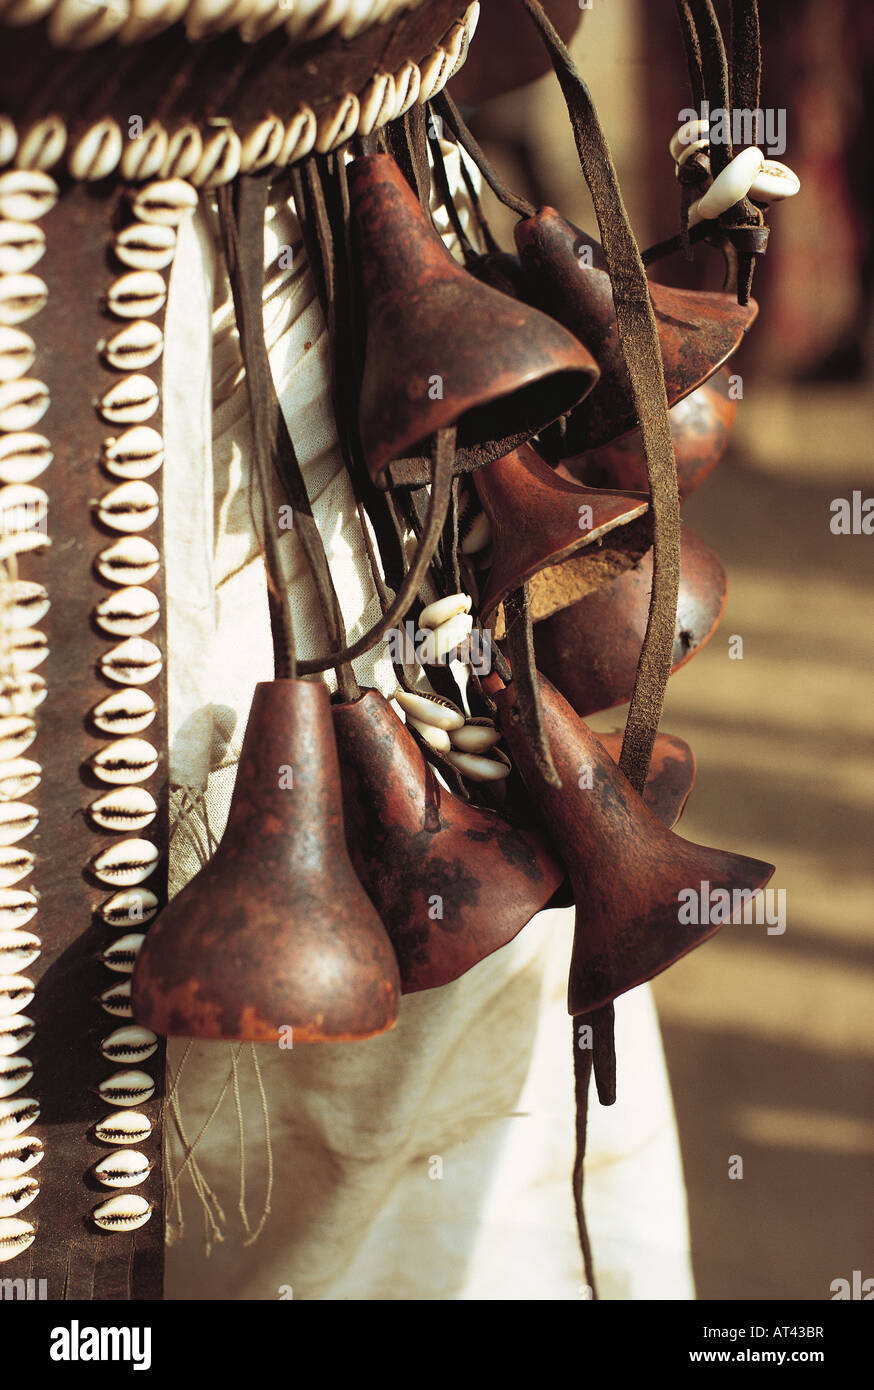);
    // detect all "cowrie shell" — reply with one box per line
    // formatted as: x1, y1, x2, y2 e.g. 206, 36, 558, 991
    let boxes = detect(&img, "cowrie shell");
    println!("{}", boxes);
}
0, 326, 36, 382
0, 931, 40, 972
0, 851, 35, 888
419, 593, 472, 630
749, 159, 800, 203
48, 0, 128, 50
691, 146, 765, 225
93, 1149, 151, 1188
120, 123, 170, 183
192, 129, 241, 188
98, 374, 159, 426
92, 738, 158, 786
100, 1026, 157, 1065
159, 124, 203, 181
15, 113, 66, 171
0, 1171, 38, 1213
0, 1014, 34, 1057
96, 480, 159, 532
0, 763, 41, 803
97, 1069, 154, 1106
0, 529, 50, 563
99, 888, 158, 929
394, 689, 464, 731
239, 0, 290, 43
0, 888, 38, 928
100, 637, 163, 686
0, 676, 45, 718
0, 431, 52, 483
90, 786, 157, 833
7, 628, 48, 672
241, 116, 285, 172
0, 274, 48, 326
4, 580, 49, 629
0, 171, 58, 222
419, 612, 473, 663
91, 688, 156, 737
669, 118, 709, 161
0, 378, 49, 432
0, 118, 17, 167
94, 1109, 151, 1145
407, 717, 451, 752
68, 118, 123, 181
676, 139, 709, 169
449, 722, 501, 753
95, 585, 159, 638
0, 484, 48, 533
98, 979, 133, 1018
102, 426, 164, 481
445, 749, 511, 782
106, 270, 166, 320
100, 320, 163, 372
0, 1056, 33, 1100
459, 510, 491, 554
90, 837, 159, 887
0, 1135, 43, 1179
0, 802, 38, 846
0, 977, 34, 1017
132, 179, 197, 226
0, 222, 45, 274
101, 933, 146, 973
114, 221, 177, 273
0, 719, 36, 760
0, 1096, 39, 1136
96, 536, 160, 587
92, 1192, 152, 1230
0, 1216, 35, 1261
